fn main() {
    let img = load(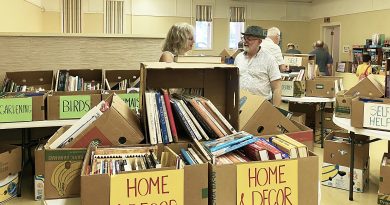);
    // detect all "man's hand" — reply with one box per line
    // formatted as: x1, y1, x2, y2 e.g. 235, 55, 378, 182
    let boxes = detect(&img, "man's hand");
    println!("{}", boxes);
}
270, 79, 282, 107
